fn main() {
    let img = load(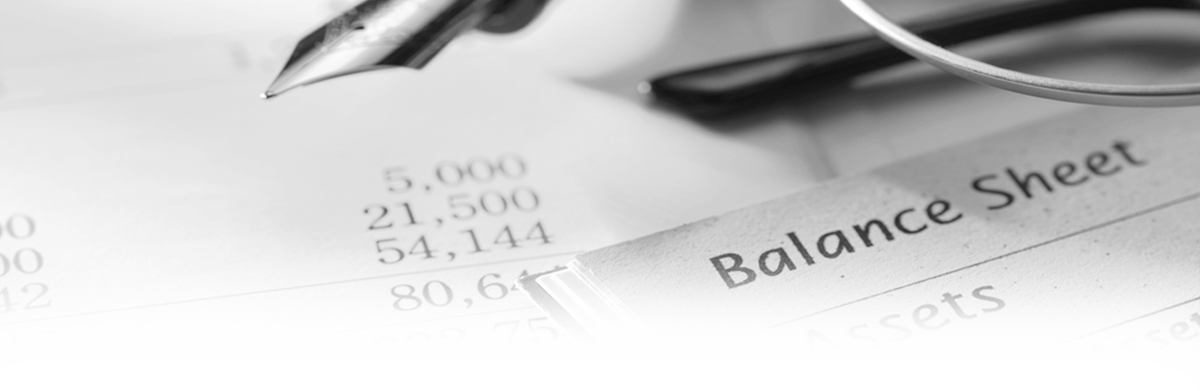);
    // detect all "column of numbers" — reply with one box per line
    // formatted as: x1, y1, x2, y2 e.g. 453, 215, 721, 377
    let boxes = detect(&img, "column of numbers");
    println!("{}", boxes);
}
362, 155, 556, 265
0, 214, 50, 314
